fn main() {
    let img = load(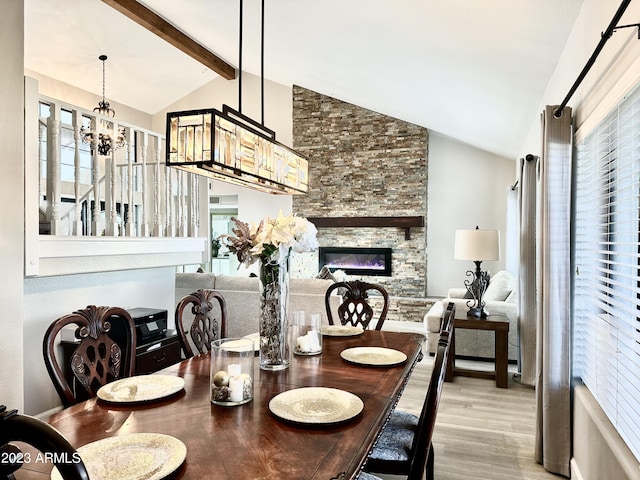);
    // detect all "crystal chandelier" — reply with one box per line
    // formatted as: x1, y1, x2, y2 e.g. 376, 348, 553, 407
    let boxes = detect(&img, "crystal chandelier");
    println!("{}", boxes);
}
81, 55, 126, 156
